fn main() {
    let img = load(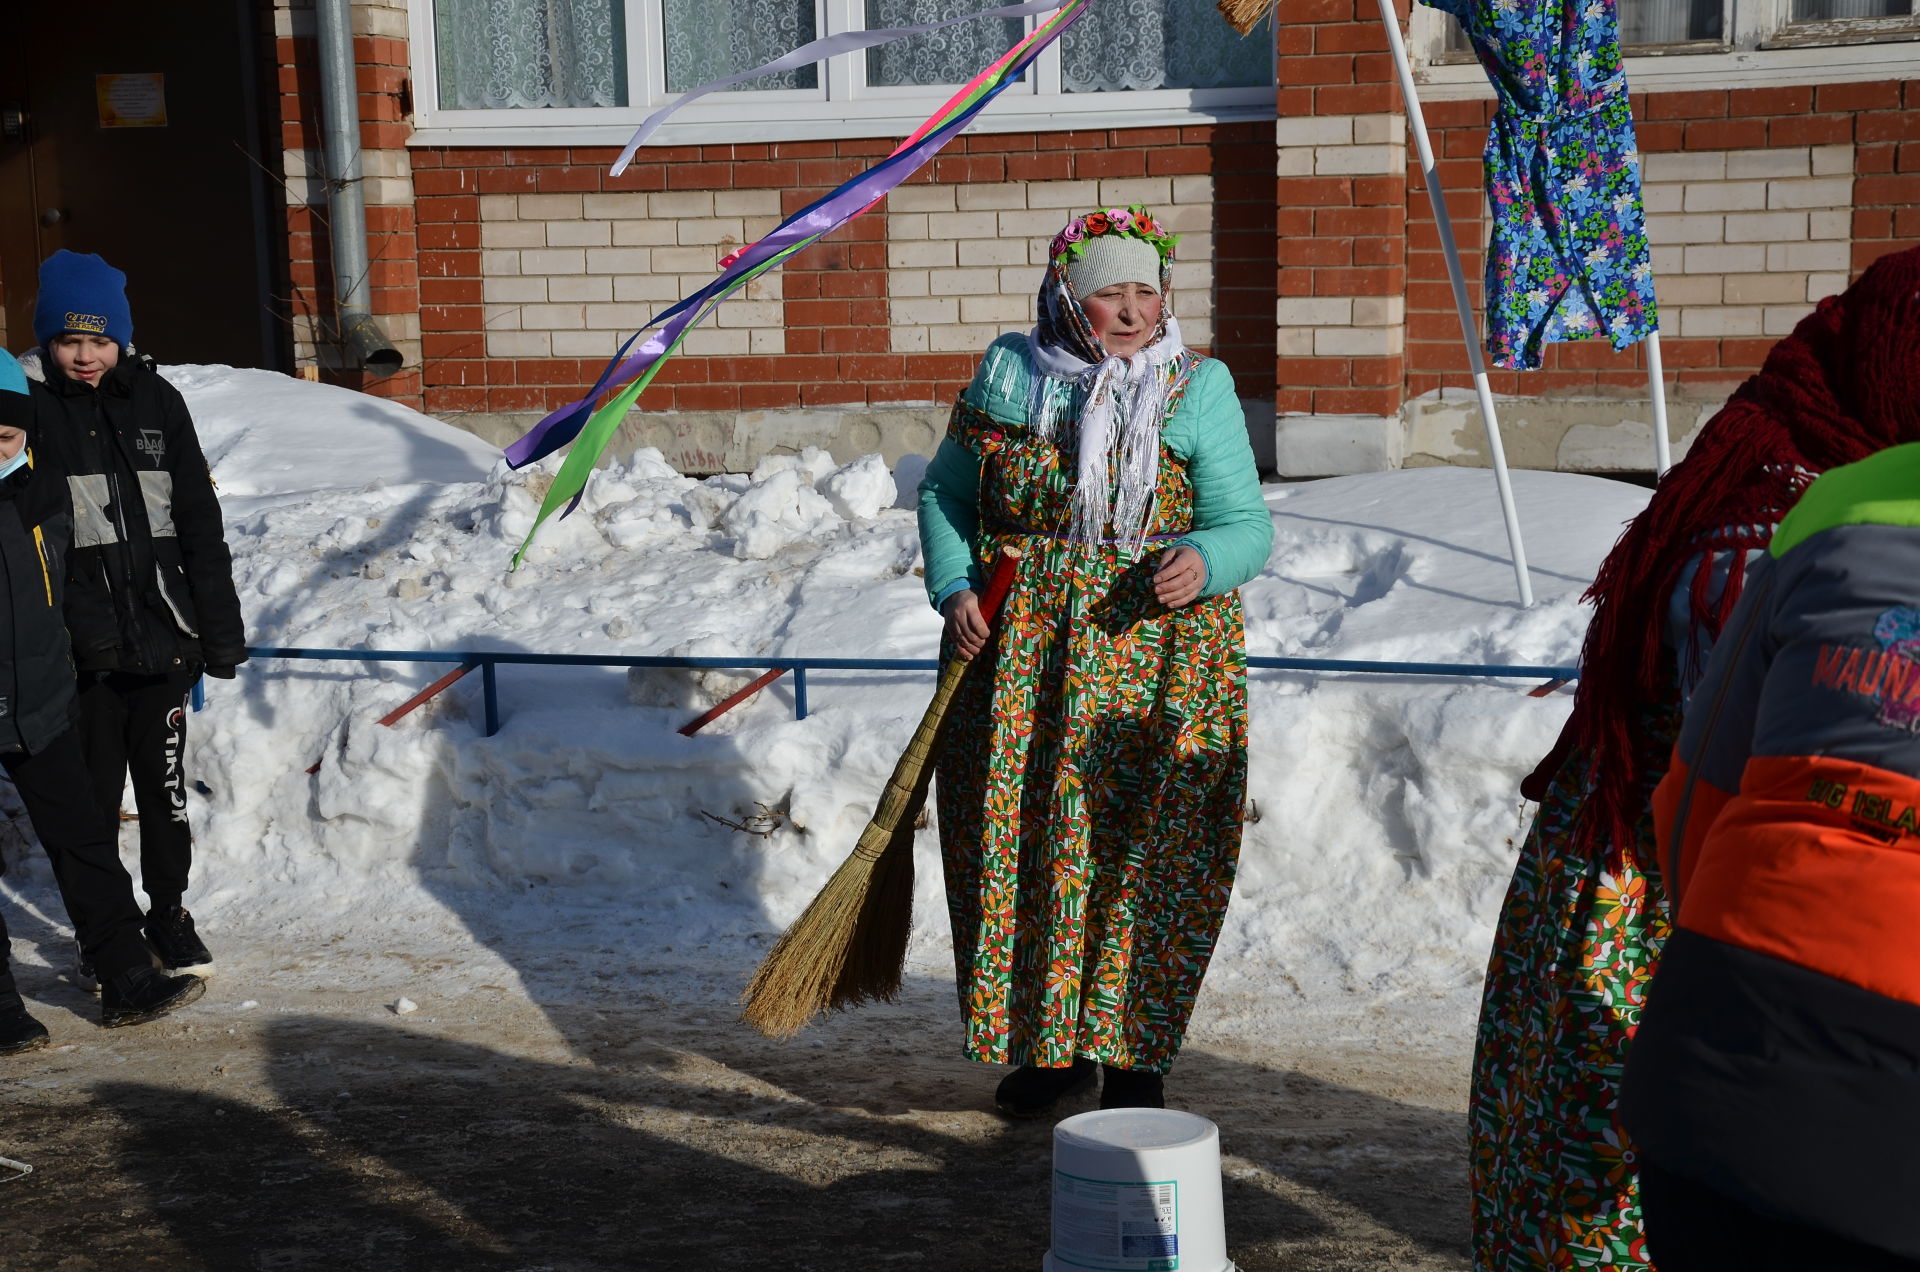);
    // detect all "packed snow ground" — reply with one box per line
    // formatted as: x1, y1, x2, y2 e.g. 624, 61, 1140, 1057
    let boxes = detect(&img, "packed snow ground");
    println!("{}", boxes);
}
3, 366, 1648, 1043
